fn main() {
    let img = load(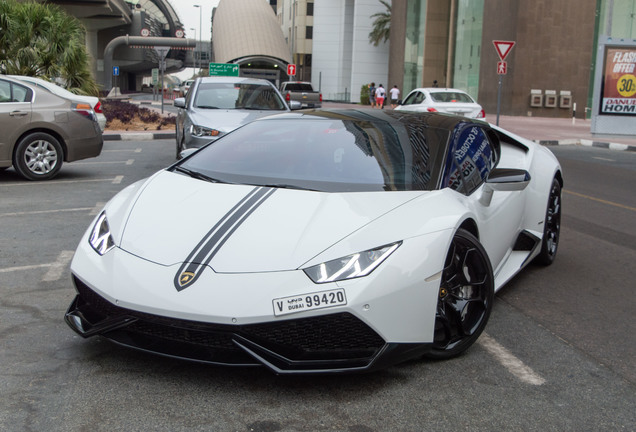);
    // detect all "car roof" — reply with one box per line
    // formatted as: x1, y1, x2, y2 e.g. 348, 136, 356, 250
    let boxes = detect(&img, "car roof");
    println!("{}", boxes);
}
9, 75, 97, 103
411, 87, 471, 93
256, 108, 478, 128
0, 75, 71, 105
